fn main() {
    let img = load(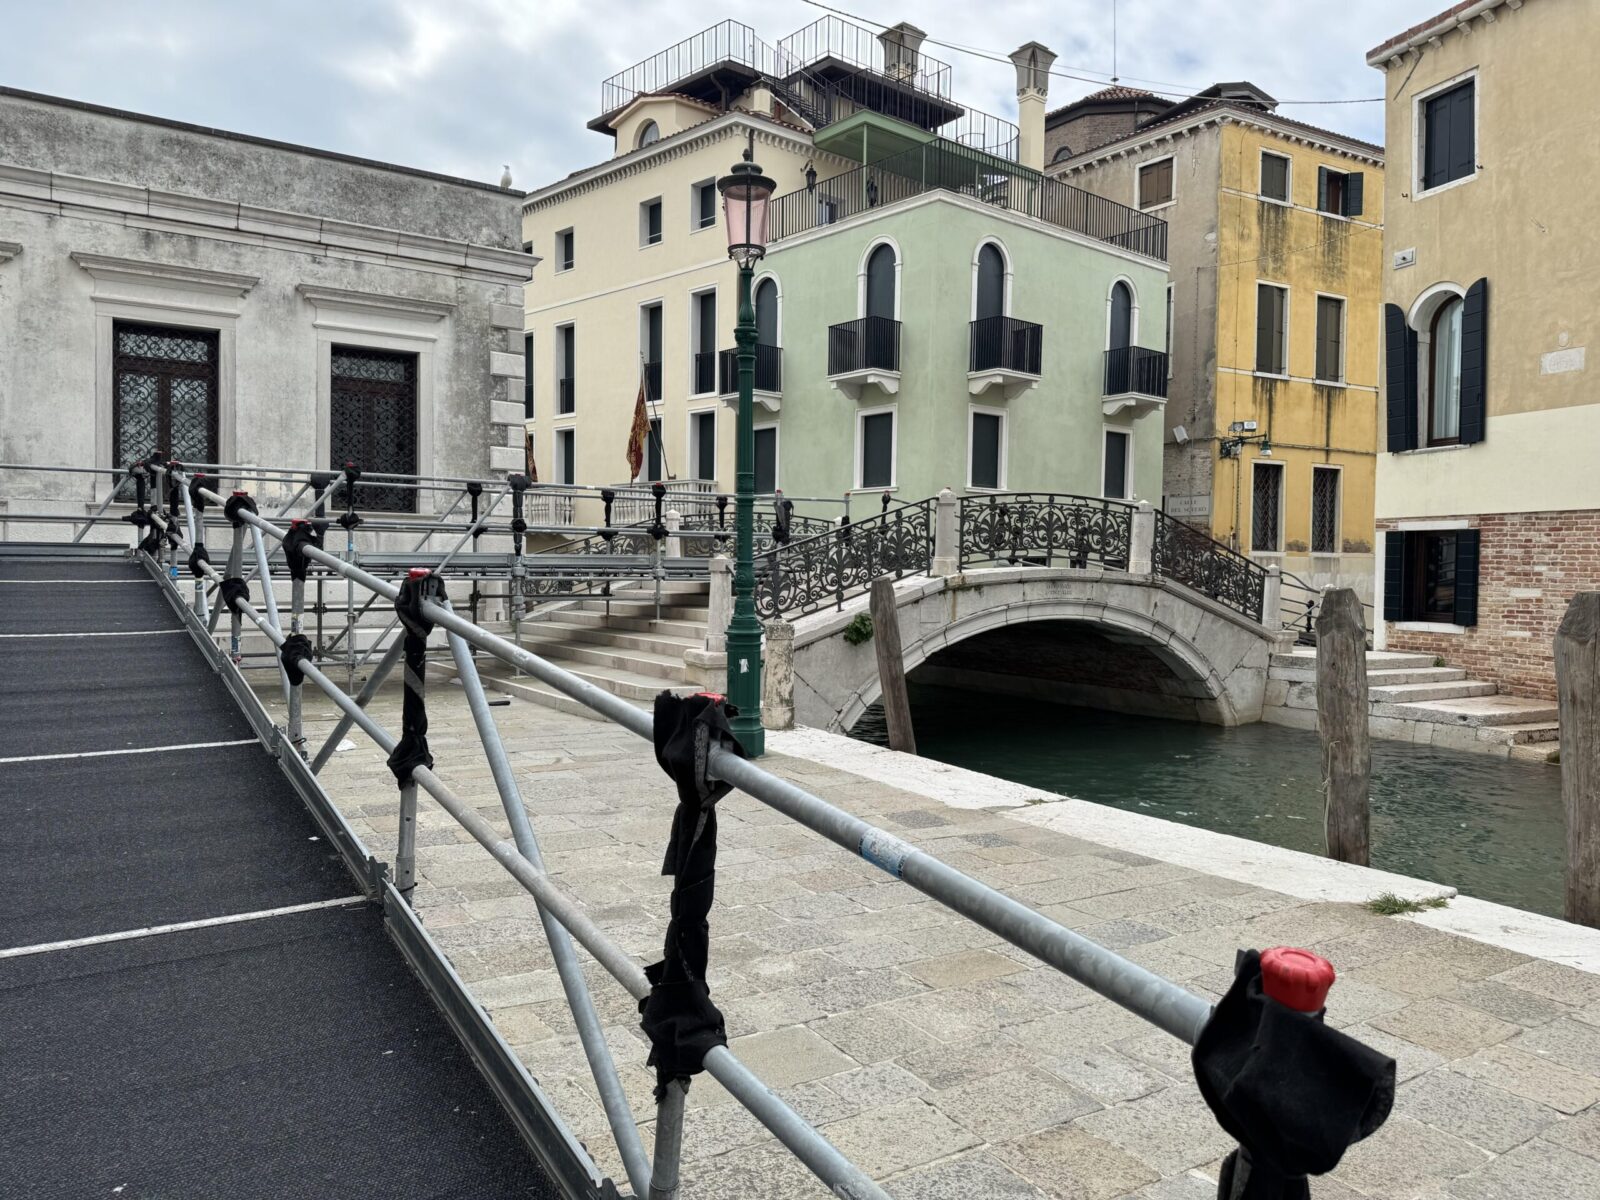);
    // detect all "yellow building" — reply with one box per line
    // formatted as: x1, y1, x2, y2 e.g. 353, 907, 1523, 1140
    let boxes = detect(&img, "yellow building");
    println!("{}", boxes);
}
1050, 85, 1385, 600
